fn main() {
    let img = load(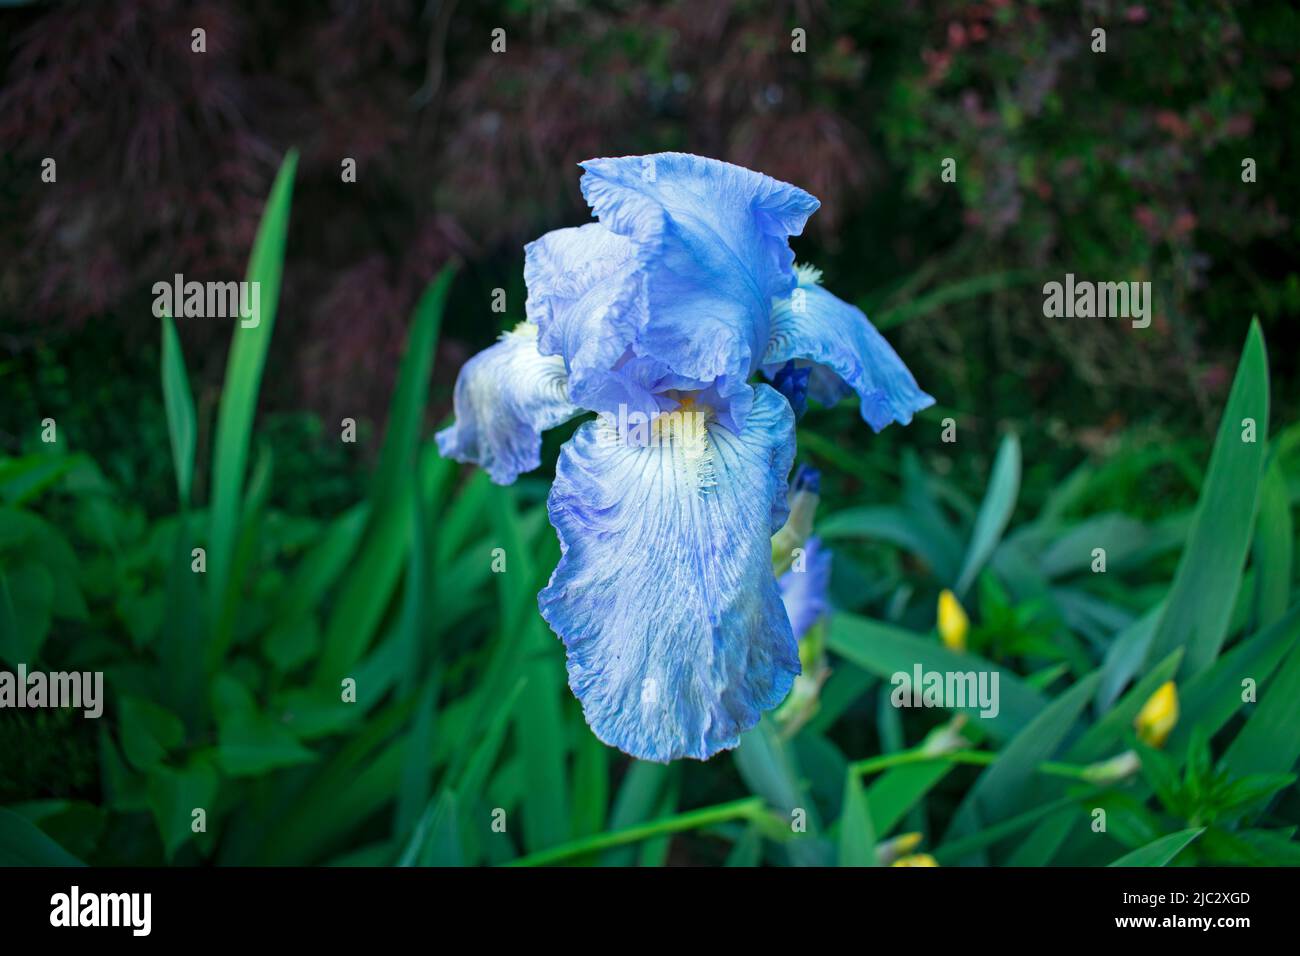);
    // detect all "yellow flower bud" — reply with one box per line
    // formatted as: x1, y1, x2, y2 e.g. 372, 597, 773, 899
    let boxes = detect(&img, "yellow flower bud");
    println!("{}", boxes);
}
937, 589, 968, 652
892, 832, 924, 855
875, 831, 925, 865
1134, 681, 1179, 748
891, 853, 939, 867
